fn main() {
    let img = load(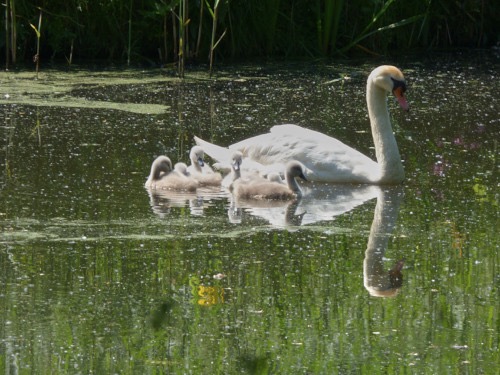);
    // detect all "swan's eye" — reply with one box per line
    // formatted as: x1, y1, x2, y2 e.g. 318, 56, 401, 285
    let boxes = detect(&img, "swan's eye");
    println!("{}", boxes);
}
391, 77, 406, 93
